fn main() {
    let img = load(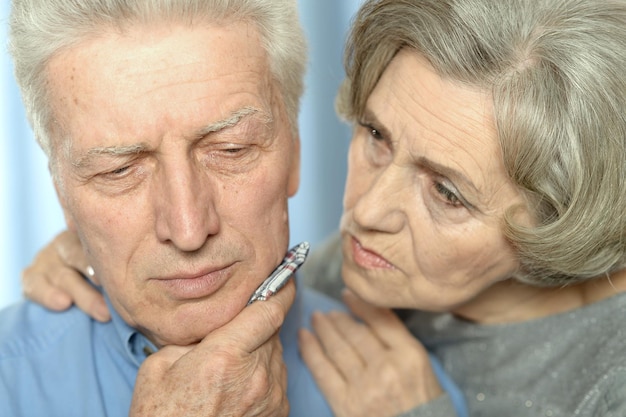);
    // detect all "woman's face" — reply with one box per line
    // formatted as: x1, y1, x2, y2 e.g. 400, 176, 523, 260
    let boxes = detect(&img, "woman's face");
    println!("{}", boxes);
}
340, 49, 532, 312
